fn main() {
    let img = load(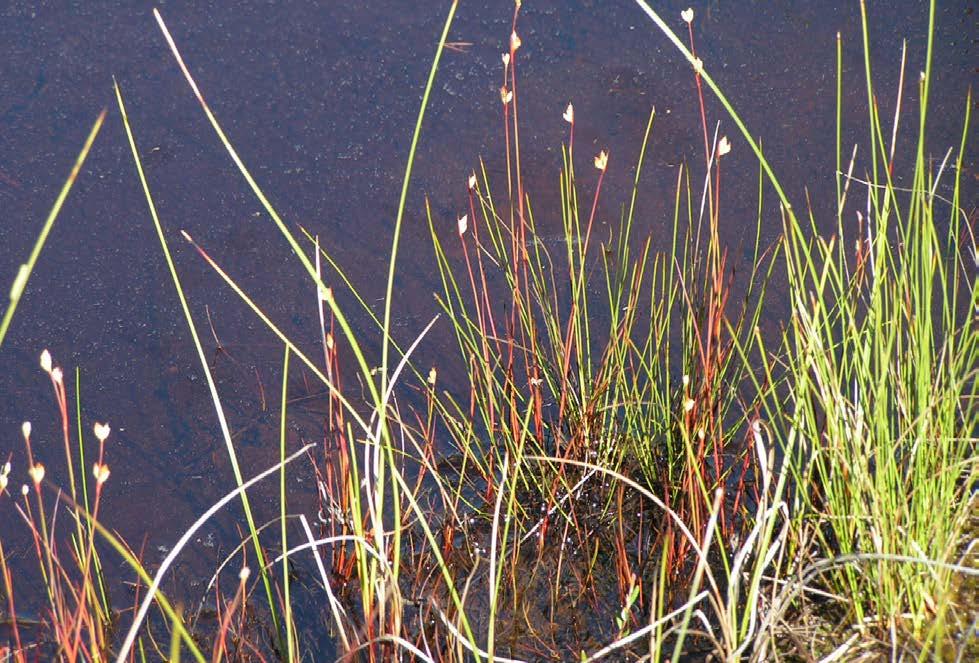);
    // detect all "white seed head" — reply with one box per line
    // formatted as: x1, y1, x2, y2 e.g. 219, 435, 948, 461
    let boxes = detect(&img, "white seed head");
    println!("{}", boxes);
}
594, 150, 608, 171
457, 215, 468, 236
239, 566, 251, 582
500, 86, 513, 105
427, 367, 437, 385
0, 474, 6, 492
468, 172, 477, 190
93, 463, 110, 485
693, 57, 704, 75
681, 8, 694, 24
326, 333, 335, 350
2, 462, 9, 475
510, 31, 522, 52
501, 52, 510, 68
29, 463, 45, 486
93, 422, 111, 443
563, 102, 574, 124
51, 367, 63, 384
21, 484, 29, 497
21, 421, 31, 440
40, 349, 52, 373
718, 136, 731, 156
682, 374, 690, 388
683, 398, 695, 413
